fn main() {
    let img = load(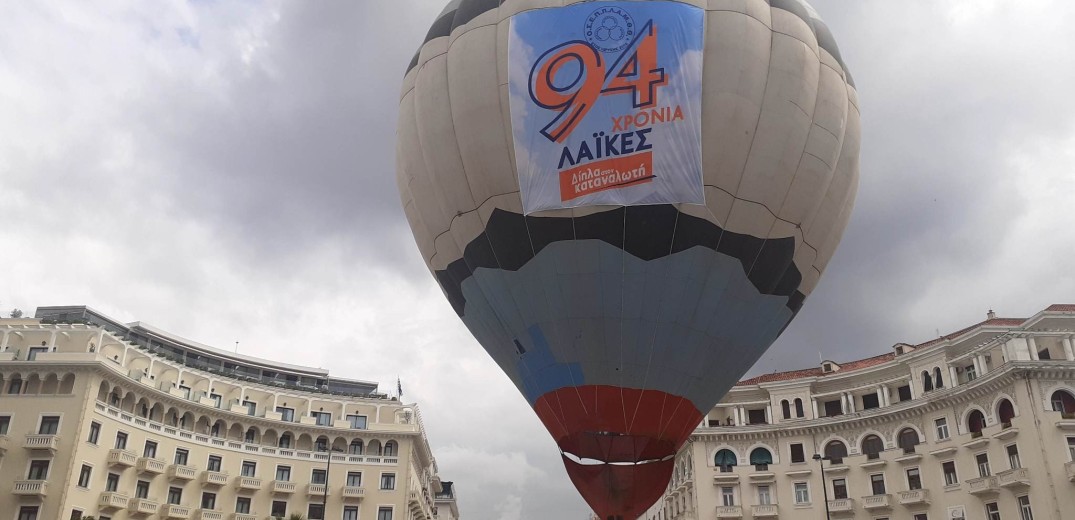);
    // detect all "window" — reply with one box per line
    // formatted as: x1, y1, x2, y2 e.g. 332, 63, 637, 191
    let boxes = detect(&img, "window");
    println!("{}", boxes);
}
715, 449, 738, 471
934, 367, 944, 388
315, 437, 328, 452
275, 406, 295, 422
781, 400, 791, 420
943, 461, 958, 486
201, 492, 217, 510
349, 439, 364, 454
244, 428, 256, 443
720, 486, 735, 506
143, 440, 158, 458
9, 378, 23, 394
235, 497, 251, 514
795, 398, 805, 417
790, 443, 806, 463
88, 421, 101, 444
17, 506, 39, 520
935, 417, 950, 440
870, 473, 886, 495
986, 502, 1001, 520
39, 415, 60, 435
275, 465, 291, 481
377, 507, 394, 520
832, 479, 848, 500
968, 409, 987, 434
998, 399, 1016, 425
862, 393, 880, 410
794, 482, 810, 504
0, 415, 9, 434
384, 440, 398, 456
115, 431, 128, 449
898, 428, 921, 453
271, 501, 287, 517
897, 385, 912, 402
178, 385, 191, 399
1018, 495, 1034, 520
861, 435, 884, 459
279, 434, 292, 448
1007, 444, 1021, 469
28, 460, 50, 480
207, 455, 222, 472
312, 469, 327, 484
824, 440, 848, 463
78, 464, 92, 488
311, 411, 332, 426
922, 371, 933, 392
27, 346, 48, 360
1068, 437, 1075, 461
168, 487, 183, 505
346, 471, 362, 487
343, 507, 359, 520
977, 453, 991, 477
210, 393, 222, 408
174, 448, 189, 466
308, 503, 325, 520
241, 460, 256, 477
106, 473, 120, 492
136, 480, 150, 499
381, 472, 396, 490
906, 468, 922, 490
242, 400, 256, 416
824, 400, 843, 417
966, 364, 977, 381
914, 515, 929, 520
749, 447, 772, 470
69, 510, 83, 520
347, 414, 368, 429
757, 485, 771, 505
